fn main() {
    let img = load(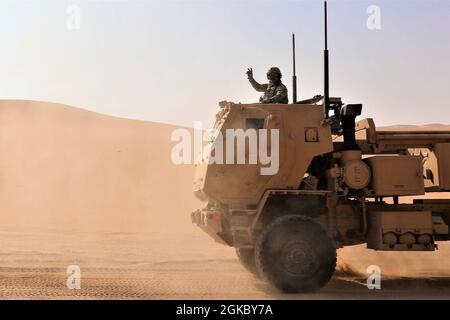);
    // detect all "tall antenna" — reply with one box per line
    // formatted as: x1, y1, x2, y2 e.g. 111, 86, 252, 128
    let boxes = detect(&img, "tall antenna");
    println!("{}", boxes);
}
323, 1, 330, 118
292, 33, 297, 104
